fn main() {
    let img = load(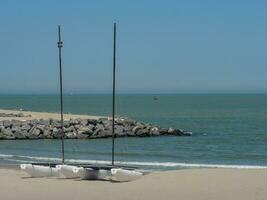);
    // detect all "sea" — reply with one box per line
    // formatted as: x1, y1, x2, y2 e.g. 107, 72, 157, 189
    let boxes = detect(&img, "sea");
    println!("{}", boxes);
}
0, 94, 266, 170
